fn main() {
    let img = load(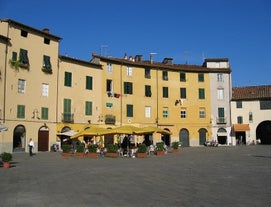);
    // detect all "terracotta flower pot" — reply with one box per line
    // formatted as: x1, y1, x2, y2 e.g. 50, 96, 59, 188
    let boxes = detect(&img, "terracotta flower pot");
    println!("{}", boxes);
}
61, 152, 72, 157
137, 152, 147, 158
87, 152, 98, 158
172, 149, 179, 153
106, 152, 118, 157
156, 150, 165, 156
75, 152, 85, 158
3, 162, 10, 169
